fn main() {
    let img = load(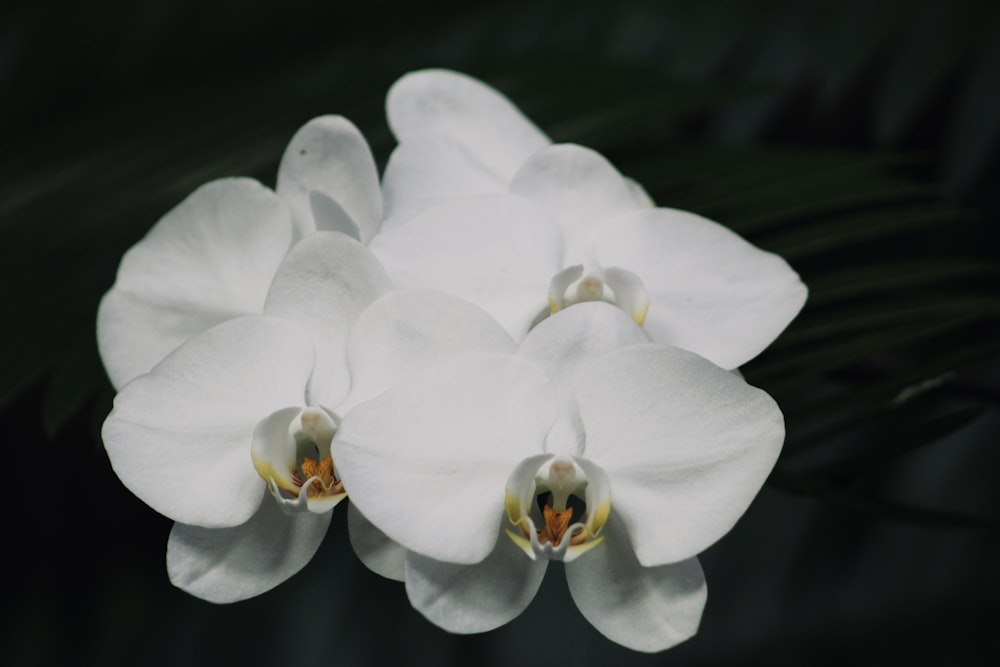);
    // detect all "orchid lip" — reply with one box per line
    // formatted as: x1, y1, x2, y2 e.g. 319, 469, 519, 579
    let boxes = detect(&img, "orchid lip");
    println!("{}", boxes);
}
503, 454, 611, 562
547, 265, 649, 327
251, 406, 348, 515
